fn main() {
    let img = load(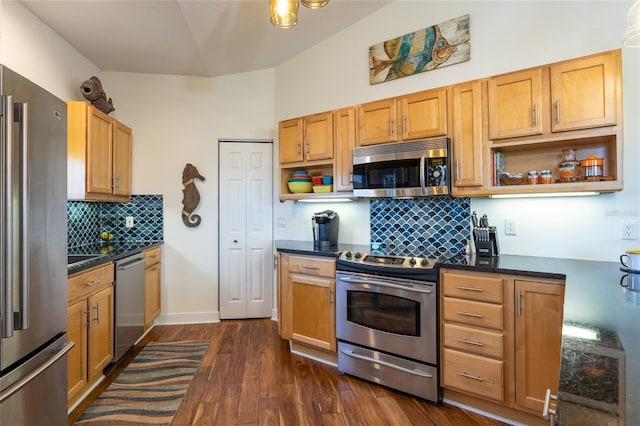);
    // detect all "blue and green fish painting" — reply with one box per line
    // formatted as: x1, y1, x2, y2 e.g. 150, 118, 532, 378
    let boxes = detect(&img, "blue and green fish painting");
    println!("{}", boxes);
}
369, 14, 470, 85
